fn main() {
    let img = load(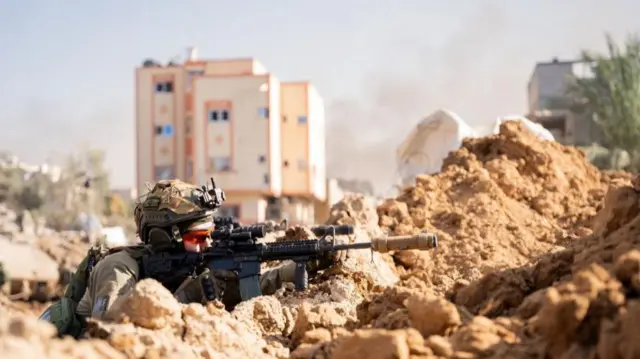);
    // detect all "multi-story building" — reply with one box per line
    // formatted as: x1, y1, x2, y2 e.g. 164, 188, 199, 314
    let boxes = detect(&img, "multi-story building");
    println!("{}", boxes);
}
135, 48, 326, 224
527, 57, 604, 146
